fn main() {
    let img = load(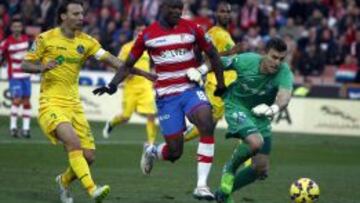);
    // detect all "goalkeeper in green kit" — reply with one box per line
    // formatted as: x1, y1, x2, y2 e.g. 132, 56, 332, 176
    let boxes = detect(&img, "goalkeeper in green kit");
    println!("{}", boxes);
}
212, 38, 294, 203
